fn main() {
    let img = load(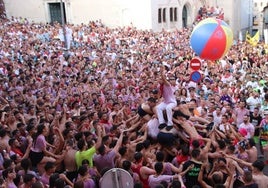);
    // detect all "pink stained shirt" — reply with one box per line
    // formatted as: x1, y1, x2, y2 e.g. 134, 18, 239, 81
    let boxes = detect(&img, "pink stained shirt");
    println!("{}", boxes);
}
162, 84, 176, 104
31, 134, 46, 153
40, 173, 50, 186
235, 108, 249, 126
148, 174, 173, 188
